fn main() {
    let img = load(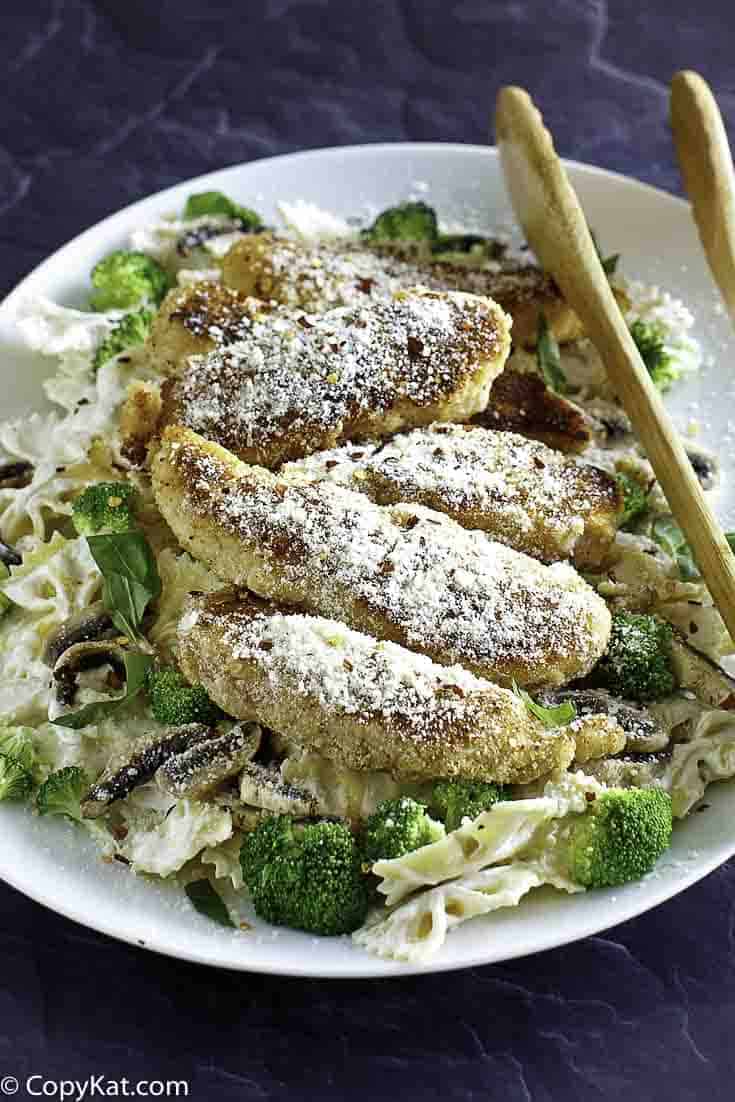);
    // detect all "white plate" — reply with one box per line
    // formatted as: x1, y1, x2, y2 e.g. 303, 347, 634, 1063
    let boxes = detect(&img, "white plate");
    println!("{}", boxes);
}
1, 143, 734, 978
